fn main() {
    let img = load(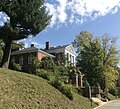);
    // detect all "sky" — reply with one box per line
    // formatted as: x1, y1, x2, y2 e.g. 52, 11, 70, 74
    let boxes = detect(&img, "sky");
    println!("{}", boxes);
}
0, 0, 120, 48
23, 0, 120, 48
